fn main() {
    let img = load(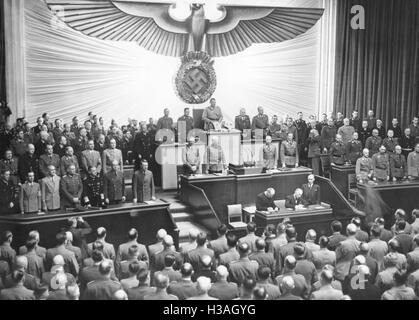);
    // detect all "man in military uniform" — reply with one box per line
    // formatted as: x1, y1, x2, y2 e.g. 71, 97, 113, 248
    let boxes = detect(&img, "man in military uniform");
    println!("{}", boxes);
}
345, 132, 363, 165
350, 110, 361, 132
0, 170, 18, 215
0, 149, 19, 186
81, 140, 102, 178
372, 145, 390, 182
203, 137, 227, 174
268, 115, 282, 139
133, 160, 156, 203
337, 118, 355, 145
202, 98, 223, 131
82, 260, 122, 300
355, 149, 373, 182
182, 137, 201, 175
251, 106, 269, 138
156, 108, 174, 132
365, 129, 383, 156
383, 130, 398, 153
407, 143, 419, 180
60, 165, 83, 209
235, 108, 251, 132
261, 136, 278, 171
73, 128, 90, 159
177, 107, 194, 143
39, 144, 61, 179
390, 146, 407, 181
102, 139, 123, 174
133, 124, 153, 166
18, 144, 39, 184
280, 133, 299, 168
104, 160, 125, 205
228, 242, 259, 286
358, 120, 371, 148
329, 134, 346, 165
320, 118, 337, 152
60, 146, 80, 177
19, 172, 42, 214
82, 166, 104, 207
366, 110, 377, 130
400, 128, 415, 159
